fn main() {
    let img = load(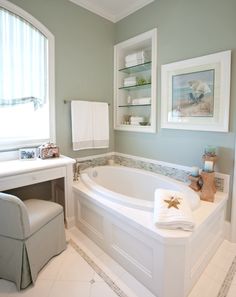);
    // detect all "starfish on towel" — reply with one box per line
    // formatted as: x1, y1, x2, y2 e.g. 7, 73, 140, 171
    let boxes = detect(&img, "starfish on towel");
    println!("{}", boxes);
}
164, 196, 181, 209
